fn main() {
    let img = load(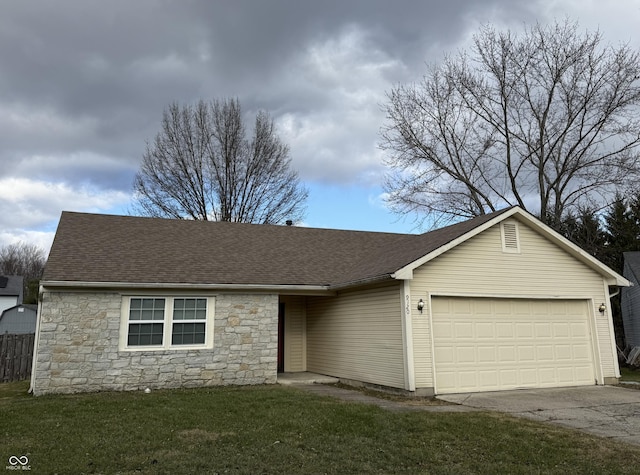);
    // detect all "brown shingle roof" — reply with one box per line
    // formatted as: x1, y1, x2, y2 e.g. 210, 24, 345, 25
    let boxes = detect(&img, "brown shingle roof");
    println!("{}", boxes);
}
43, 209, 513, 288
